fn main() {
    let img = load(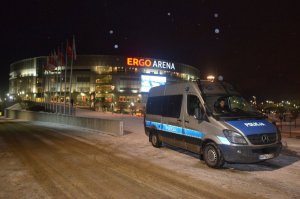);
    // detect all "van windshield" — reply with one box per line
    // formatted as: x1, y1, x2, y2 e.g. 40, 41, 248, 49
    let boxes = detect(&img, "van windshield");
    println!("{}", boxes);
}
205, 95, 262, 120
